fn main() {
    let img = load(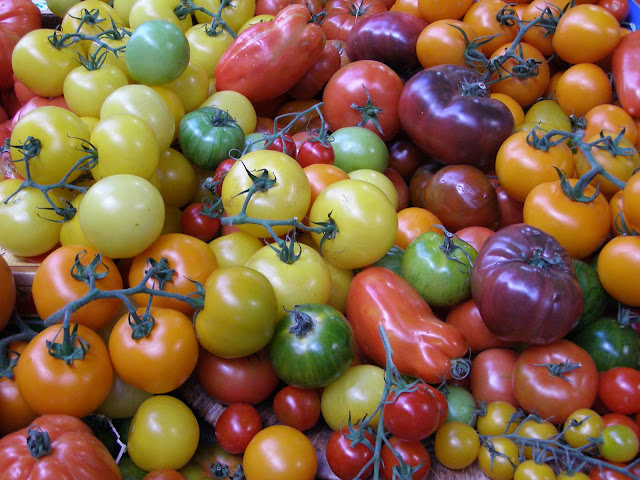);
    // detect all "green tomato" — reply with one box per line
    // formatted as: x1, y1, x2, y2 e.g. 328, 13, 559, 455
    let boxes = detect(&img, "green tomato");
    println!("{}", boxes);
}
125, 20, 190, 85
330, 126, 389, 173
321, 364, 386, 431
79, 174, 165, 259
178, 107, 246, 170
364, 244, 404, 276
444, 385, 477, 427
269, 303, 355, 389
401, 231, 478, 308
598, 424, 640, 463
127, 395, 199, 471
570, 258, 610, 332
